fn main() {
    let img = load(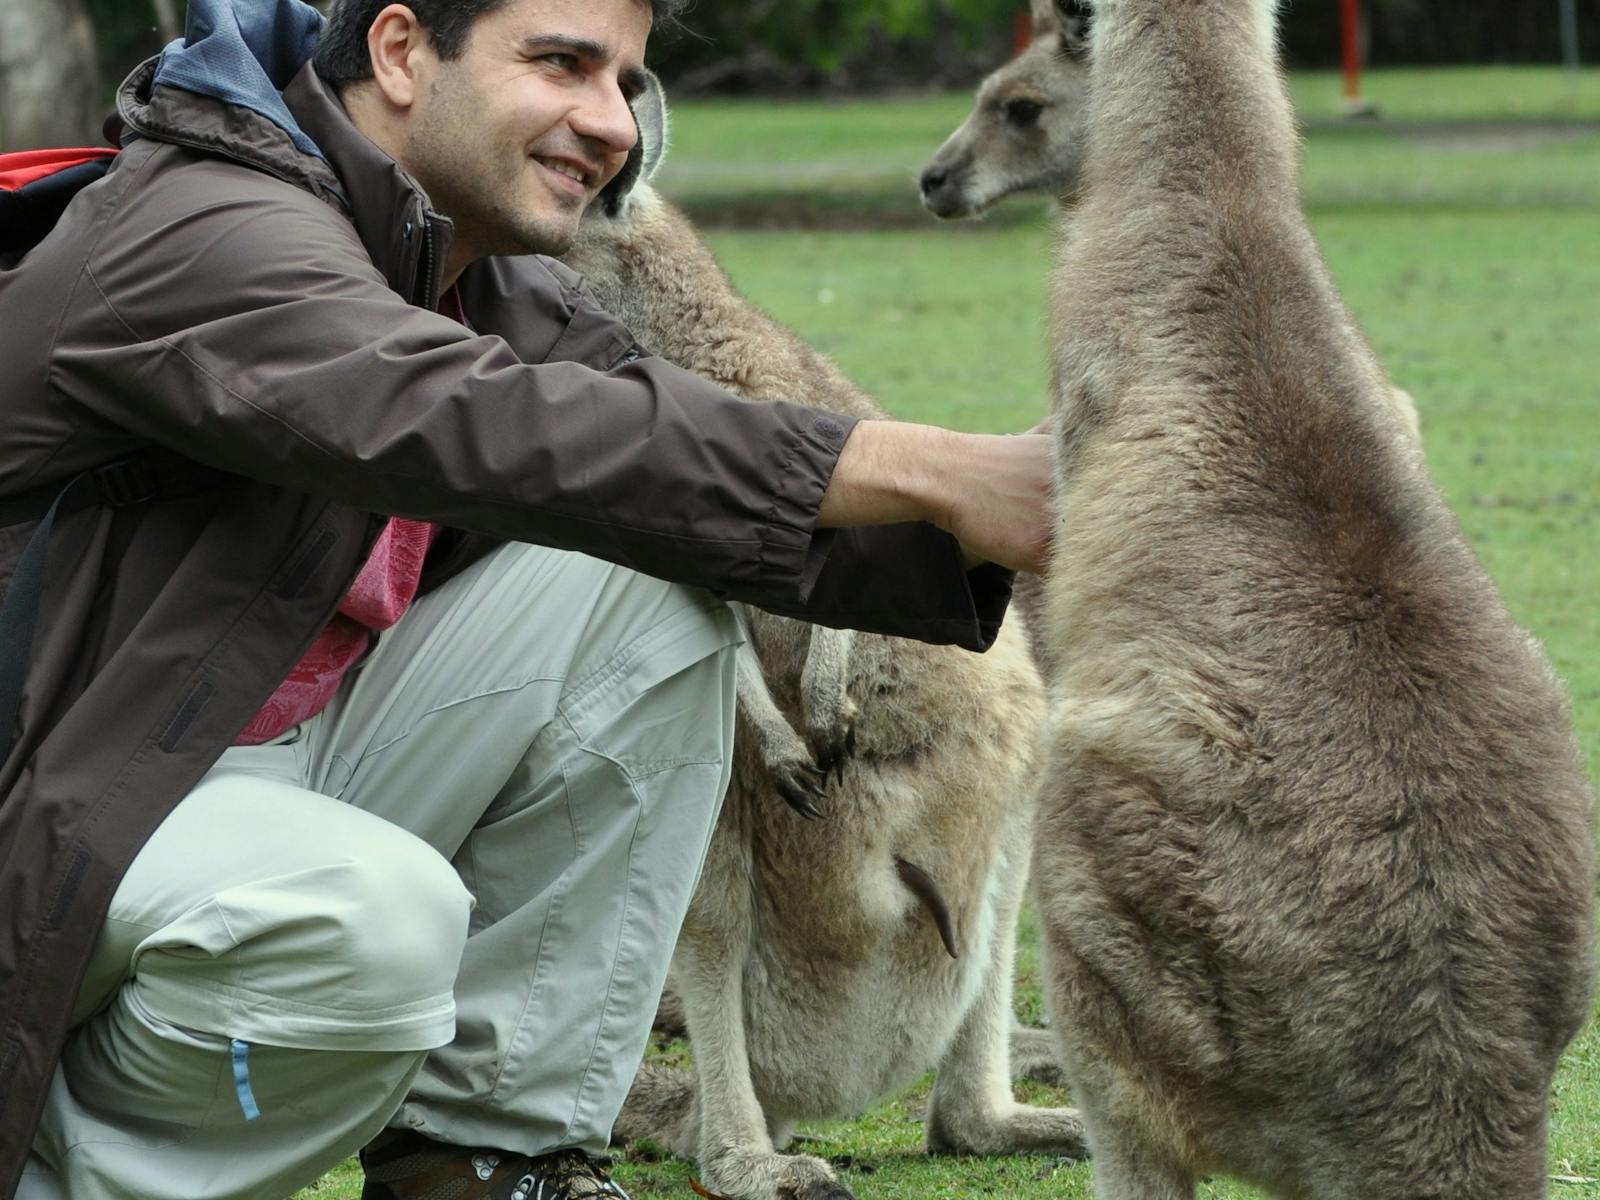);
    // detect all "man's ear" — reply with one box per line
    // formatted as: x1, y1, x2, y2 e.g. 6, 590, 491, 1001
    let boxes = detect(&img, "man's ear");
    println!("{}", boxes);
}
367, 3, 431, 109
598, 69, 670, 219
